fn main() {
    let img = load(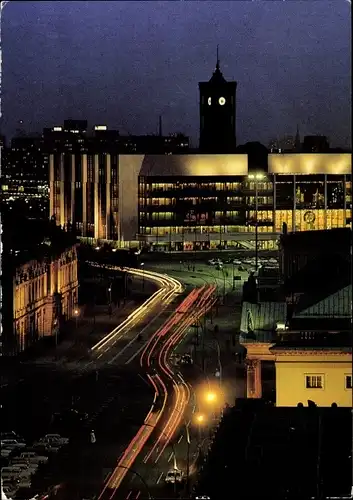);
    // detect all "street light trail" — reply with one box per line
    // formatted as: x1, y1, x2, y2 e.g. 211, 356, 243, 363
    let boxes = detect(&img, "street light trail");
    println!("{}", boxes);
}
98, 287, 205, 499
98, 285, 216, 499
143, 286, 216, 464
91, 265, 182, 353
